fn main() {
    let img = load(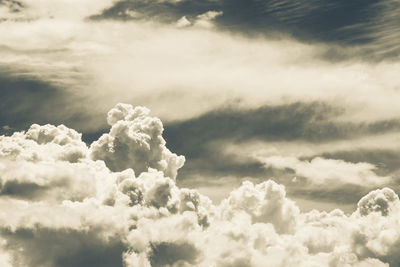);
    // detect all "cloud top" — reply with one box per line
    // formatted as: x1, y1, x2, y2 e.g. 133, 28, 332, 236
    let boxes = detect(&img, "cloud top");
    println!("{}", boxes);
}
90, 103, 185, 180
